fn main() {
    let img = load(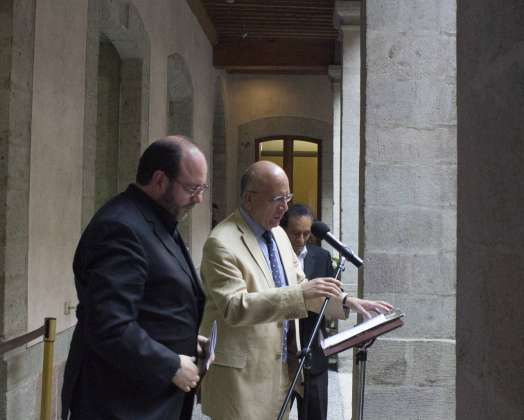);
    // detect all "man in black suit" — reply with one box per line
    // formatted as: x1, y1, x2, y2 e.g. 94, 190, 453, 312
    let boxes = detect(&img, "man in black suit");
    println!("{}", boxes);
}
281, 204, 335, 420
62, 136, 208, 420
